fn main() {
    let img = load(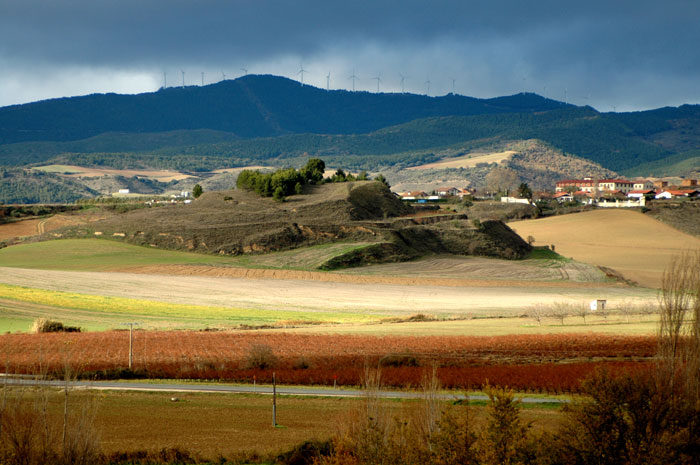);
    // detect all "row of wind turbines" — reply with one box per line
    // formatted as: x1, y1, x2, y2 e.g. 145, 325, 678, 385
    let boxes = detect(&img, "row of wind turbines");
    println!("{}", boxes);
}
163, 66, 598, 108
298, 65, 455, 96
164, 65, 457, 96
